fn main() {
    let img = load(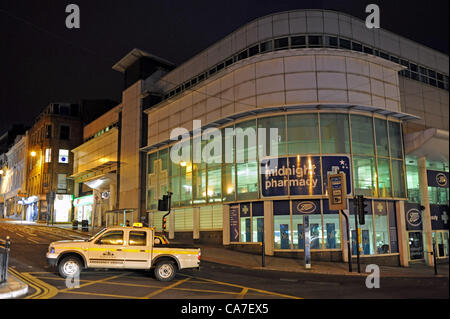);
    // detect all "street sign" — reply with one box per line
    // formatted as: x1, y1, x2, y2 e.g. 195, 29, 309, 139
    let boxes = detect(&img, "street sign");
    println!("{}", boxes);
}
327, 173, 347, 210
